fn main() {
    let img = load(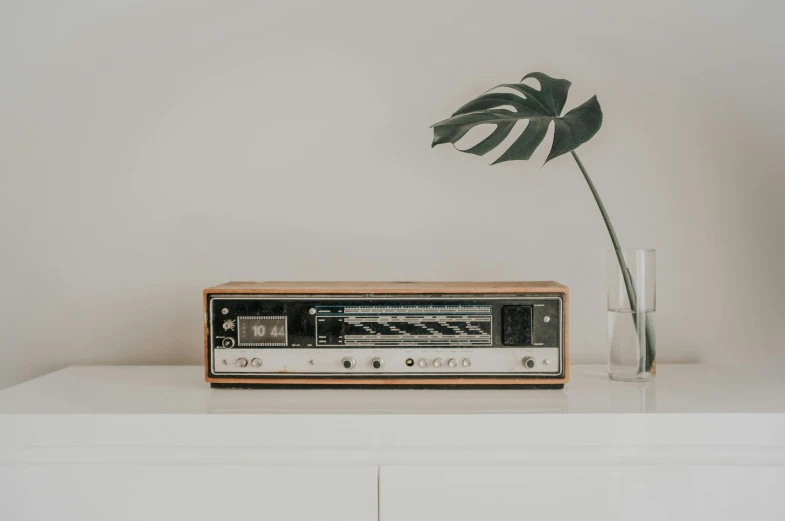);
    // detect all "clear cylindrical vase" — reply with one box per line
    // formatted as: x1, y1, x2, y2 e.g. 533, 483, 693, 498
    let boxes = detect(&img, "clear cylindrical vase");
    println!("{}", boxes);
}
607, 249, 656, 381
